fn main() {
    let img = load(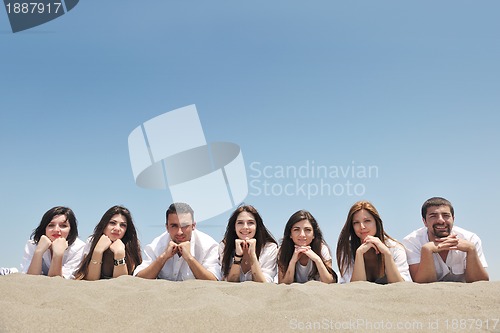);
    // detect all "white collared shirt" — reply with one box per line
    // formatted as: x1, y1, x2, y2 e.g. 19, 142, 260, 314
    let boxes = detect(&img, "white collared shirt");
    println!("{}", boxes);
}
218, 241, 278, 283
20, 238, 85, 279
339, 239, 412, 284
402, 226, 488, 282
133, 230, 221, 281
